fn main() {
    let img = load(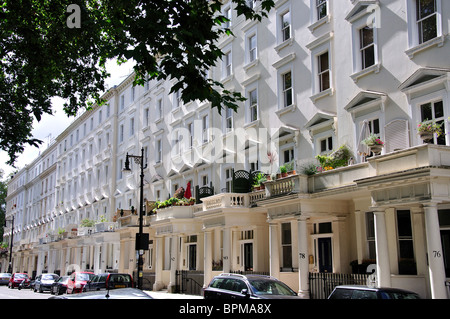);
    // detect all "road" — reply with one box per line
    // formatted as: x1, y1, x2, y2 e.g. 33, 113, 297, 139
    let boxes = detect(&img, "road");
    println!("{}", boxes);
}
0, 285, 49, 299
